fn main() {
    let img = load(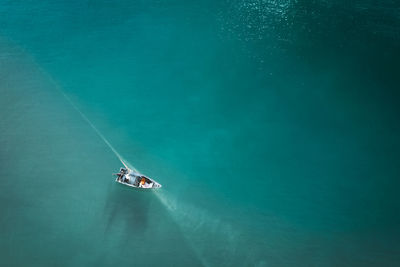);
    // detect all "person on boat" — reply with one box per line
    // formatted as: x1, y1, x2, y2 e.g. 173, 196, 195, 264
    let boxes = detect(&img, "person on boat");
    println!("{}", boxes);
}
139, 177, 146, 187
